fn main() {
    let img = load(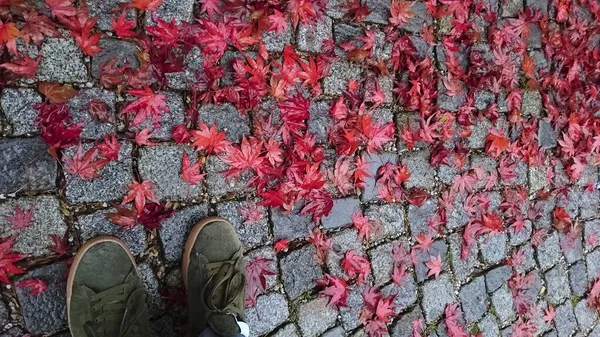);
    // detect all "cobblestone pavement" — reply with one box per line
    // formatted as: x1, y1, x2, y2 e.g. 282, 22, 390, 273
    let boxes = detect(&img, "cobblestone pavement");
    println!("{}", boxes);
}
0, 0, 600, 336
